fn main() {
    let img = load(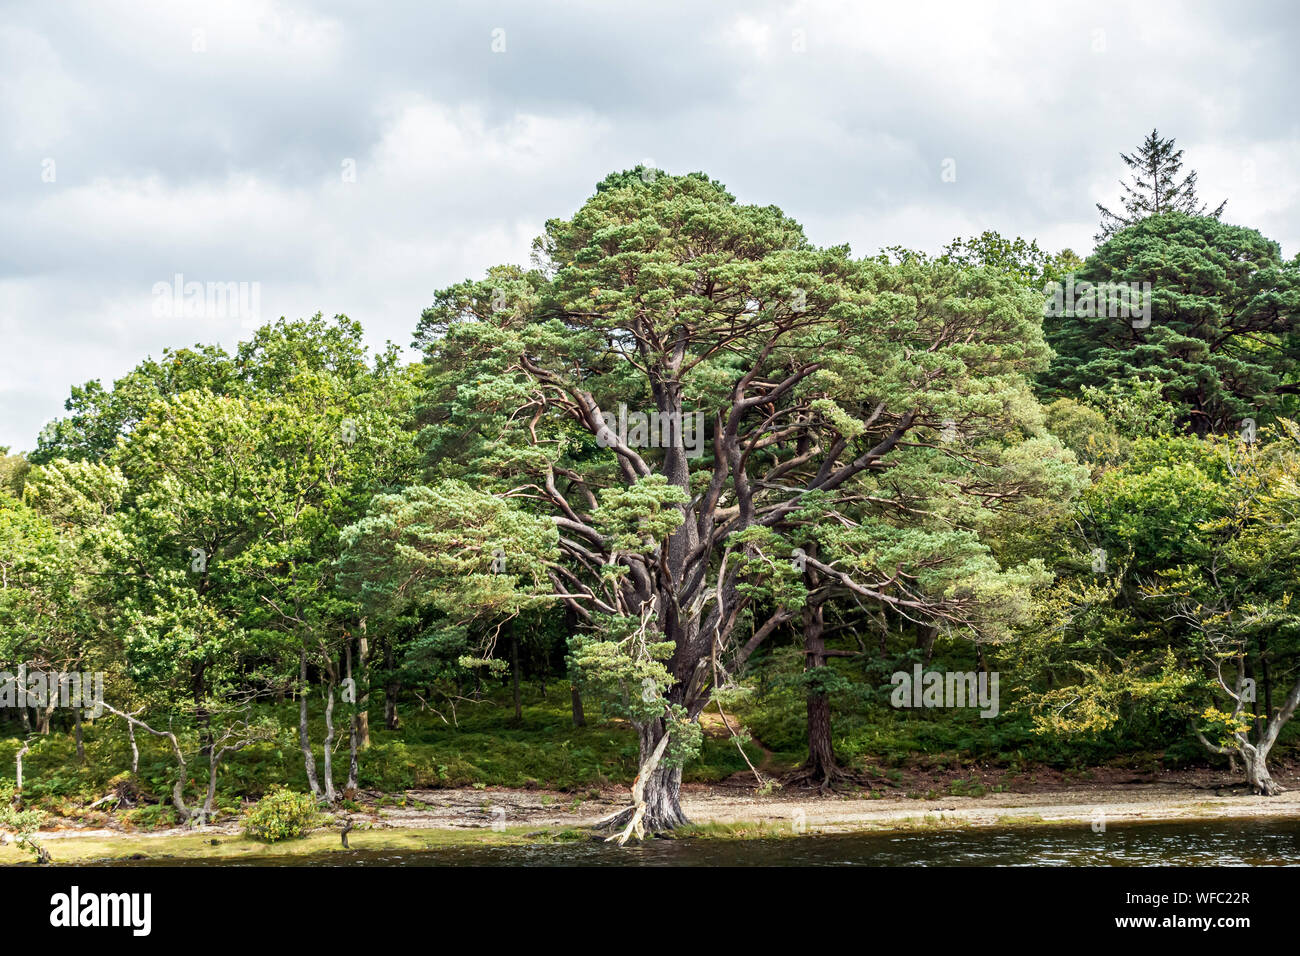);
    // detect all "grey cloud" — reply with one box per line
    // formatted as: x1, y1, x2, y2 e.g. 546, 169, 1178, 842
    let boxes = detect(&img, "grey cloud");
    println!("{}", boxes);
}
1, 0, 1297, 451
